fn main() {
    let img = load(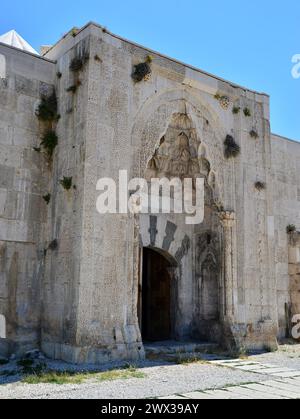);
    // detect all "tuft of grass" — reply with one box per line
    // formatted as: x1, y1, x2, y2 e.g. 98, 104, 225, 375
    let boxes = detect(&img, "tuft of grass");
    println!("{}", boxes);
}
232, 106, 241, 114
176, 355, 208, 366
33, 146, 41, 153
224, 135, 240, 159
60, 176, 73, 190
23, 367, 145, 385
69, 54, 89, 72
70, 28, 79, 37
287, 224, 296, 234
132, 61, 152, 83
36, 91, 58, 122
243, 107, 251, 117
41, 130, 58, 157
255, 181, 266, 191
98, 367, 145, 382
250, 129, 259, 139
43, 193, 51, 205
146, 55, 153, 63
